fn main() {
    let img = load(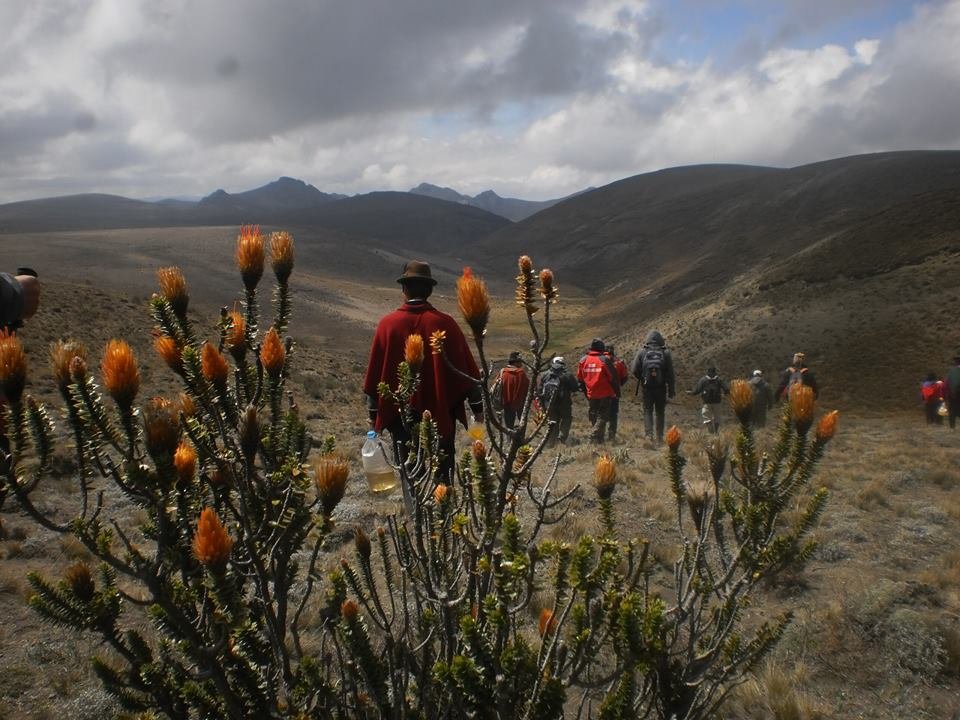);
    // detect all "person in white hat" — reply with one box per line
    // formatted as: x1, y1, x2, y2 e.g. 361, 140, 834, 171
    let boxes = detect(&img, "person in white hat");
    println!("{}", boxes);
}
748, 369, 774, 428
